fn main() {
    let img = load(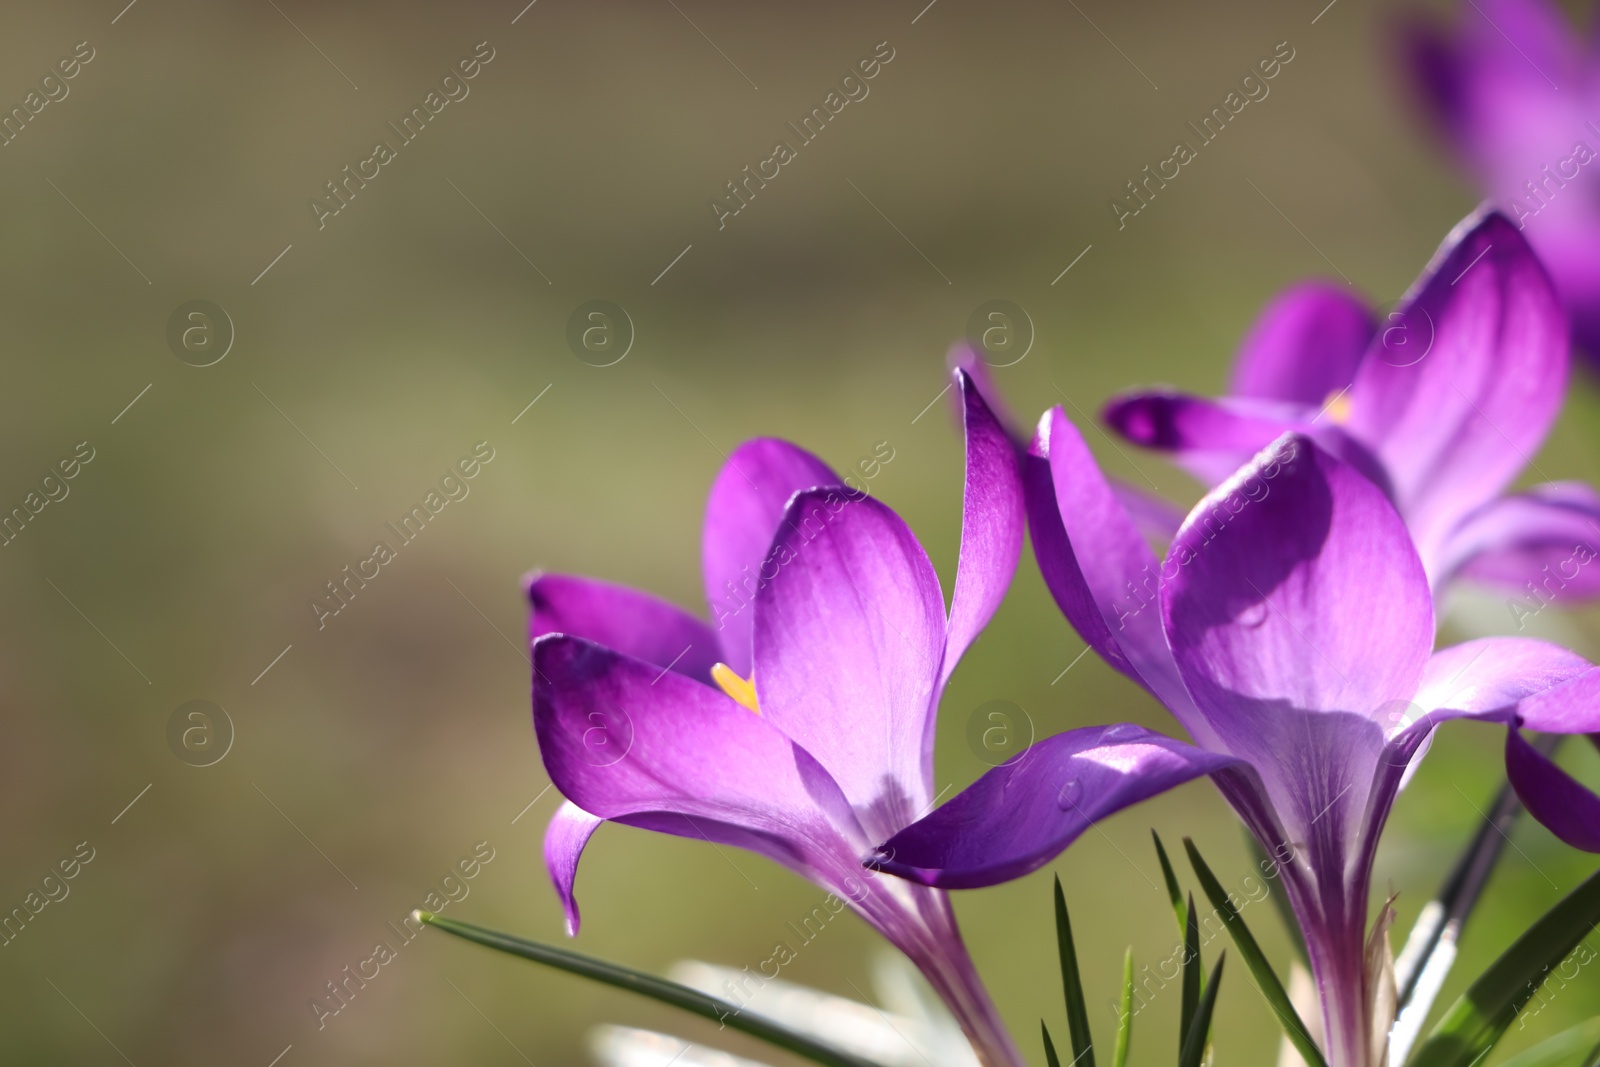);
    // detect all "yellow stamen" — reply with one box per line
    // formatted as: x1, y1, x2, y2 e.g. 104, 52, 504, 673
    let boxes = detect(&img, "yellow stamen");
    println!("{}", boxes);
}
1321, 387, 1353, 426
712, 663, 760, 714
